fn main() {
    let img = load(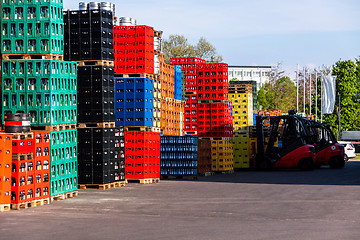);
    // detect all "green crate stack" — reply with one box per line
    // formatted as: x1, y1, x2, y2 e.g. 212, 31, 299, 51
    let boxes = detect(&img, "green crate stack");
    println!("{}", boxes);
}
181, 70, 186, 101
1, 1, 63, 55
1, 60, 77, 125
49, 129, 78, 196
1, 0, 78, 197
